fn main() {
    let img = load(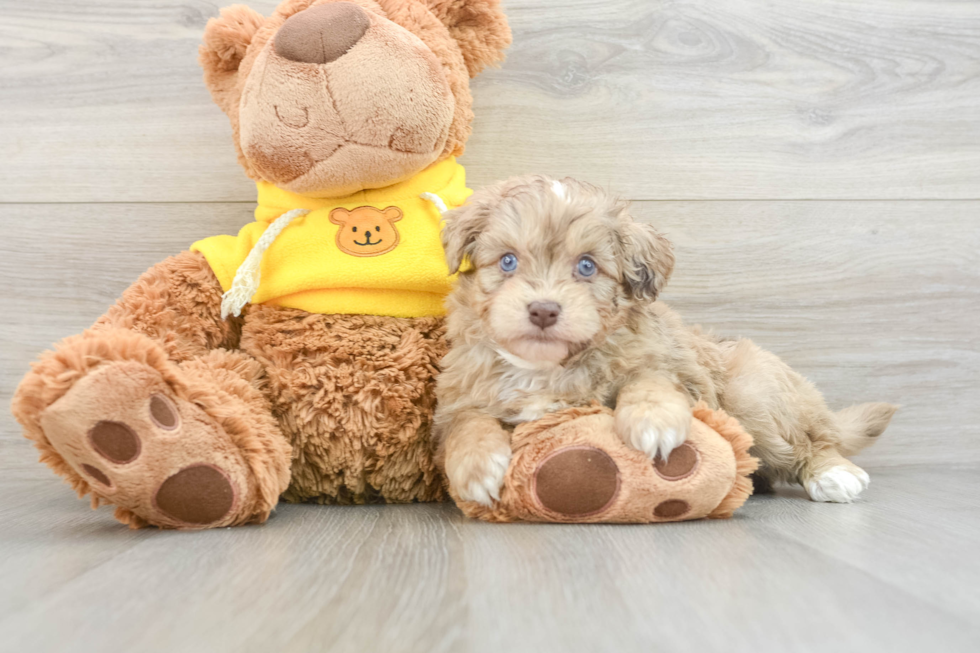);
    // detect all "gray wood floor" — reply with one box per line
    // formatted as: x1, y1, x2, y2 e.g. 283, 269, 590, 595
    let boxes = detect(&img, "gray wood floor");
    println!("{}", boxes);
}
2, 1, 980, 651
0, 465, 978, 653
